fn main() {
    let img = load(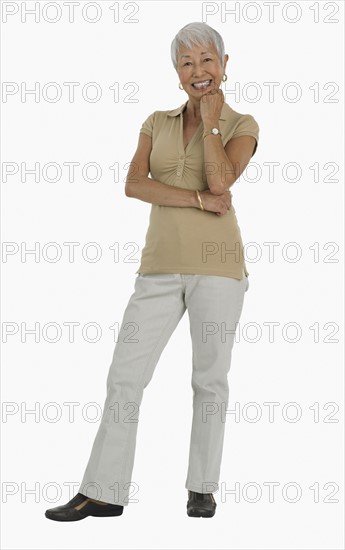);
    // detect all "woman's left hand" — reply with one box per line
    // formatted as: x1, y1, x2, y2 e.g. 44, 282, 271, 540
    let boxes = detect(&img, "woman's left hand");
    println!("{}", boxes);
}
199, 82, 224, 123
